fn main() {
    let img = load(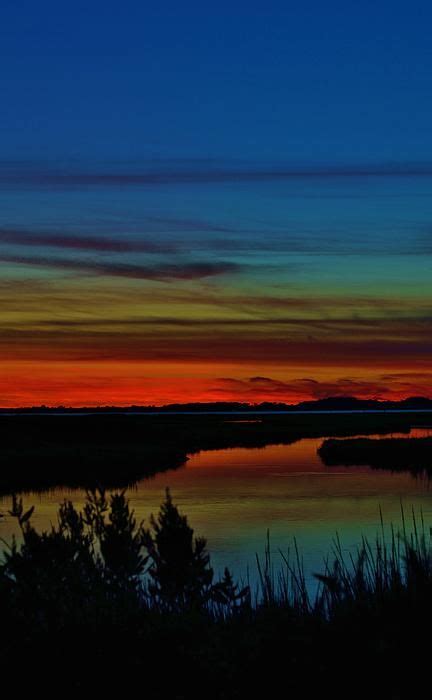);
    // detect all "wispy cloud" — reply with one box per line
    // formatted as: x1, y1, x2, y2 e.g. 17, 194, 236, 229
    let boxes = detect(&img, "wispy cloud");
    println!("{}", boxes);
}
0, 253, 242, 281
3, 160, 432, 186
4, 315, 432, 329
1, 325, 431, 365
0, 228, 177, 253
212, 375, 432, 401
0, 226, 426, 258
